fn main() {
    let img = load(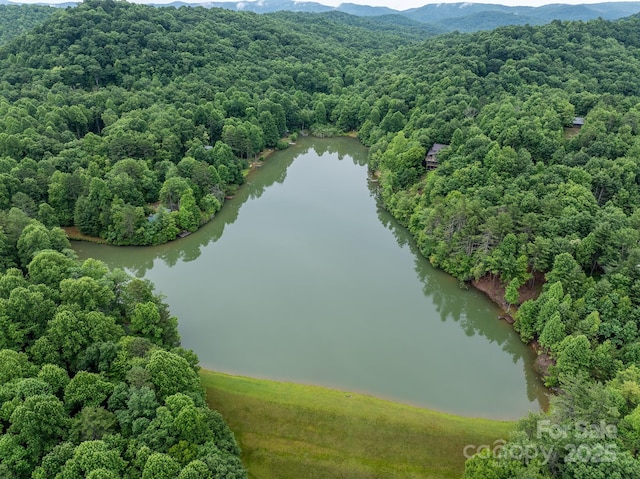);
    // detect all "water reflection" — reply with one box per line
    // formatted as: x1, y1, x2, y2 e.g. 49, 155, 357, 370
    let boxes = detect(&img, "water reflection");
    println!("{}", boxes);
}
374, 193, 548, 408
95, 147, 300, 277
74, 137, 548, 418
